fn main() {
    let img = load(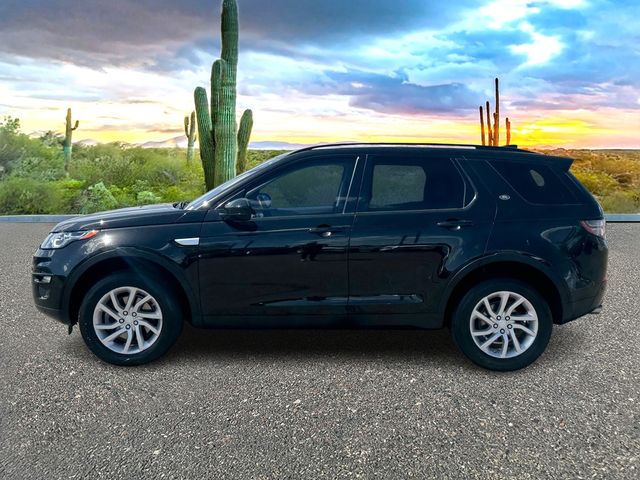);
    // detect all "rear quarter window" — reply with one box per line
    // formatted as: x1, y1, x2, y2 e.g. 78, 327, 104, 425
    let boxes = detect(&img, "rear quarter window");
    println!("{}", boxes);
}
490, 160, 579, 205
